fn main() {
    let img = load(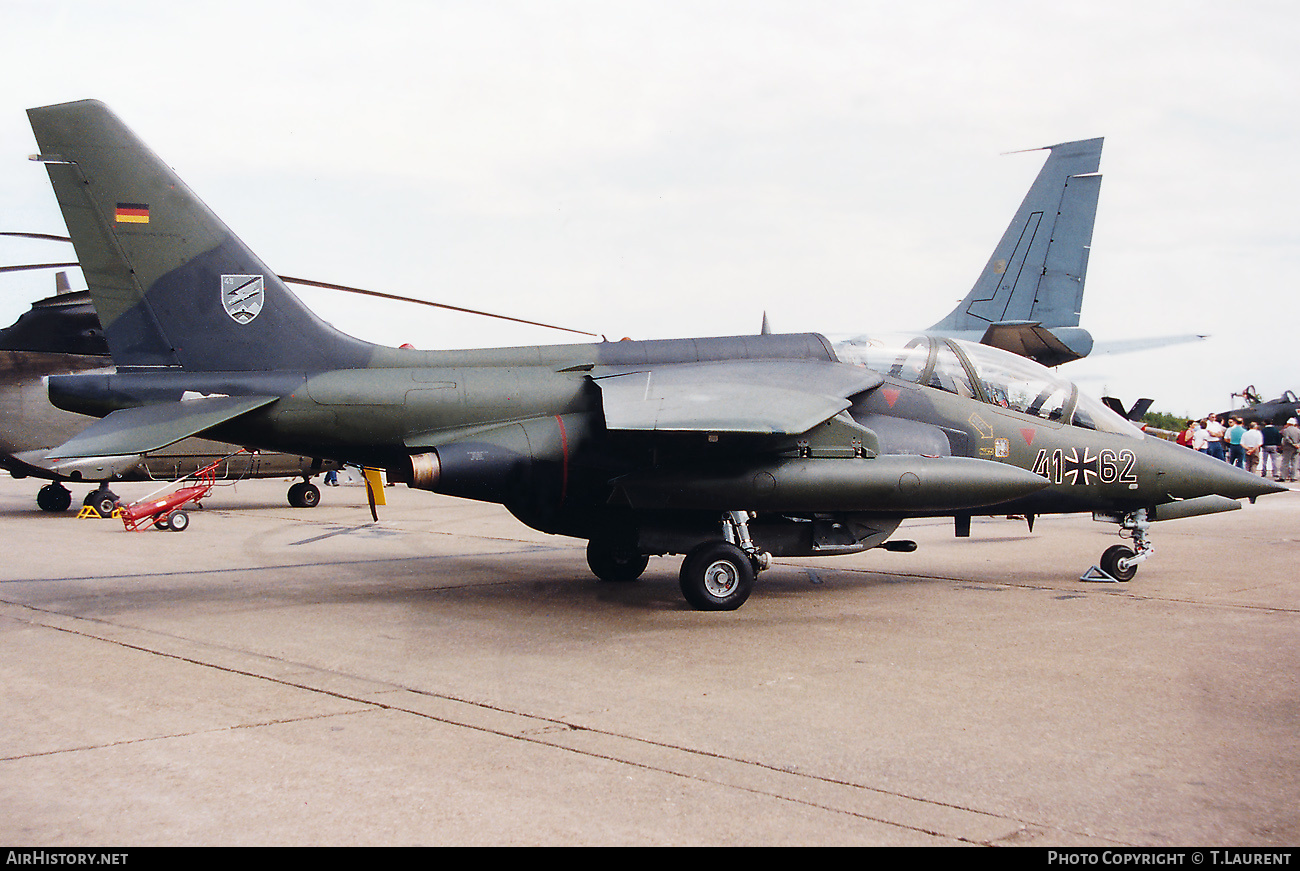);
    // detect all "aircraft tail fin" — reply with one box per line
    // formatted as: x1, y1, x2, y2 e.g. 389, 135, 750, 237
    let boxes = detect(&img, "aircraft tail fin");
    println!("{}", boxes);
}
929, 137, 1103, 333
27, 99, 375, 372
